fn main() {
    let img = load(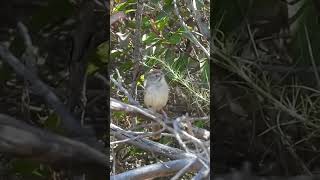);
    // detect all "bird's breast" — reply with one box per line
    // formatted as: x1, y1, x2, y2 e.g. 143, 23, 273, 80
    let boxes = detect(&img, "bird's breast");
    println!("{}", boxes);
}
144, 83, 169, 111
